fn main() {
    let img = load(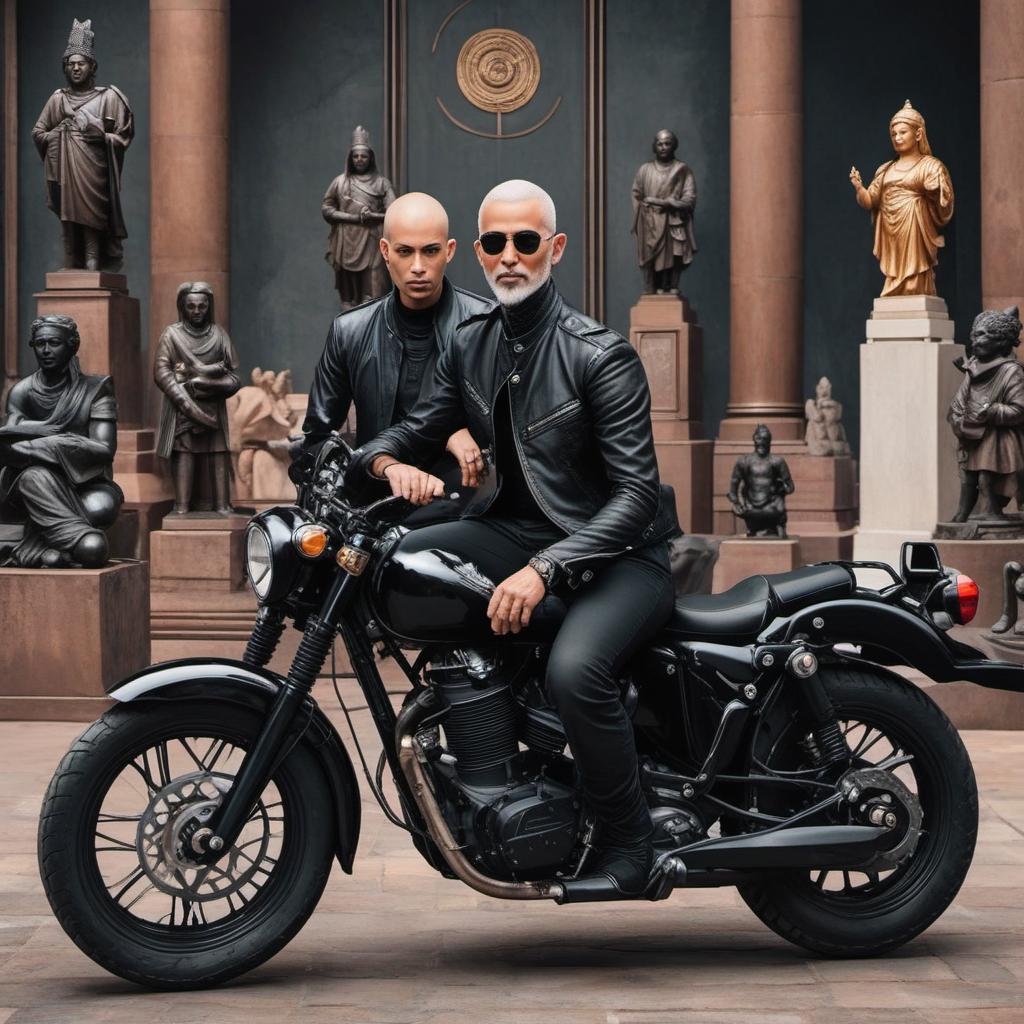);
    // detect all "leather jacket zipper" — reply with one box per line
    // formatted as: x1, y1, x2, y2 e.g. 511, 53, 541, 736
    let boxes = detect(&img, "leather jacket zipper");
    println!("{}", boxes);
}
522, 398, 582, 440
462, 377, 490, 415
